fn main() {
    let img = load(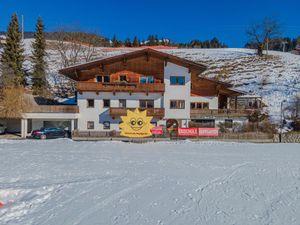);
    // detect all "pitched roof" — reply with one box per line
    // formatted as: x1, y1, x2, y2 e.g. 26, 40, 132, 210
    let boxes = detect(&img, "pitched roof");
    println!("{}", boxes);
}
59, 48, 207, 78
